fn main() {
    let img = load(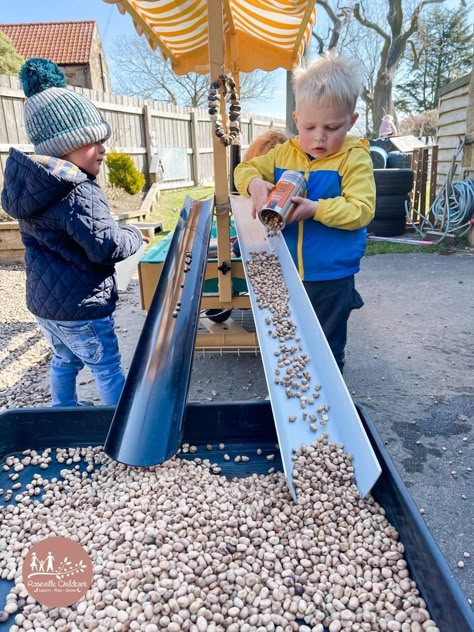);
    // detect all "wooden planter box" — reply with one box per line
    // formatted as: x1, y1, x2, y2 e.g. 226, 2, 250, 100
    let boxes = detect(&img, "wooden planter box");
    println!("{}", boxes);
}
0, 221, 24, 264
